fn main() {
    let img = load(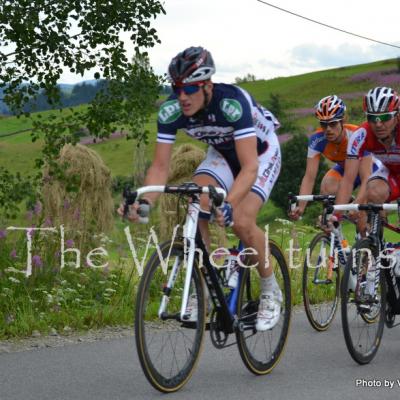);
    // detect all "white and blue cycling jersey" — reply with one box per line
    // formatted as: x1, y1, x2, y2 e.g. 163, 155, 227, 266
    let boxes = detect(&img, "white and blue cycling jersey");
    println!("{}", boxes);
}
157, 83, 281, 203
157, 83, 280, 177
